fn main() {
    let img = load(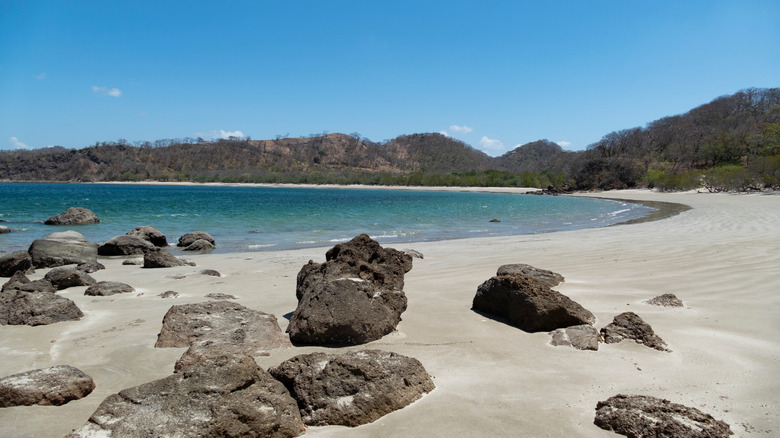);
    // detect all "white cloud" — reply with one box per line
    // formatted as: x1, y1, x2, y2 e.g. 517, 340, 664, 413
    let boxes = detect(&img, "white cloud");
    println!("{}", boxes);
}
35, 73, 46, 80
556, 140, 571, 148
92, 86, 122, 97
197, 130, 246, 140
439, 130, 450, 137
10, 136, 29, 149
478, 136, 505, 152
449, 124, 473, 134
